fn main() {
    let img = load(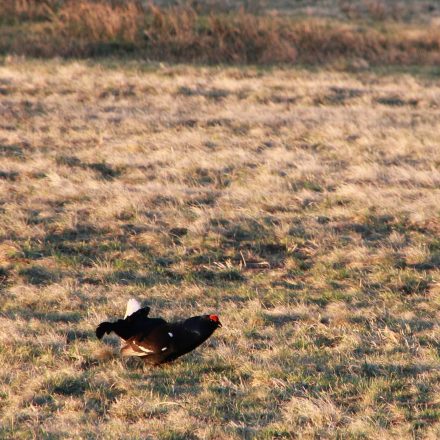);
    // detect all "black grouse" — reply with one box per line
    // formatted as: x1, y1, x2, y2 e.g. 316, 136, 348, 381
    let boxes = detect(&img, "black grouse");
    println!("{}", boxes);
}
96, 299, 222, 365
